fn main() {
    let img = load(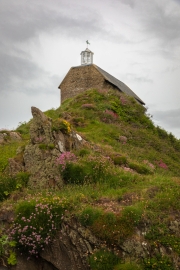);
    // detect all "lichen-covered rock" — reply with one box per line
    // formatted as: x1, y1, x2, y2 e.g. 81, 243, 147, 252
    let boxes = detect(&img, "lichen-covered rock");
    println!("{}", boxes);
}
30, 107, 53, 145
24, 144, 63, 189
21, 107, 83, 189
